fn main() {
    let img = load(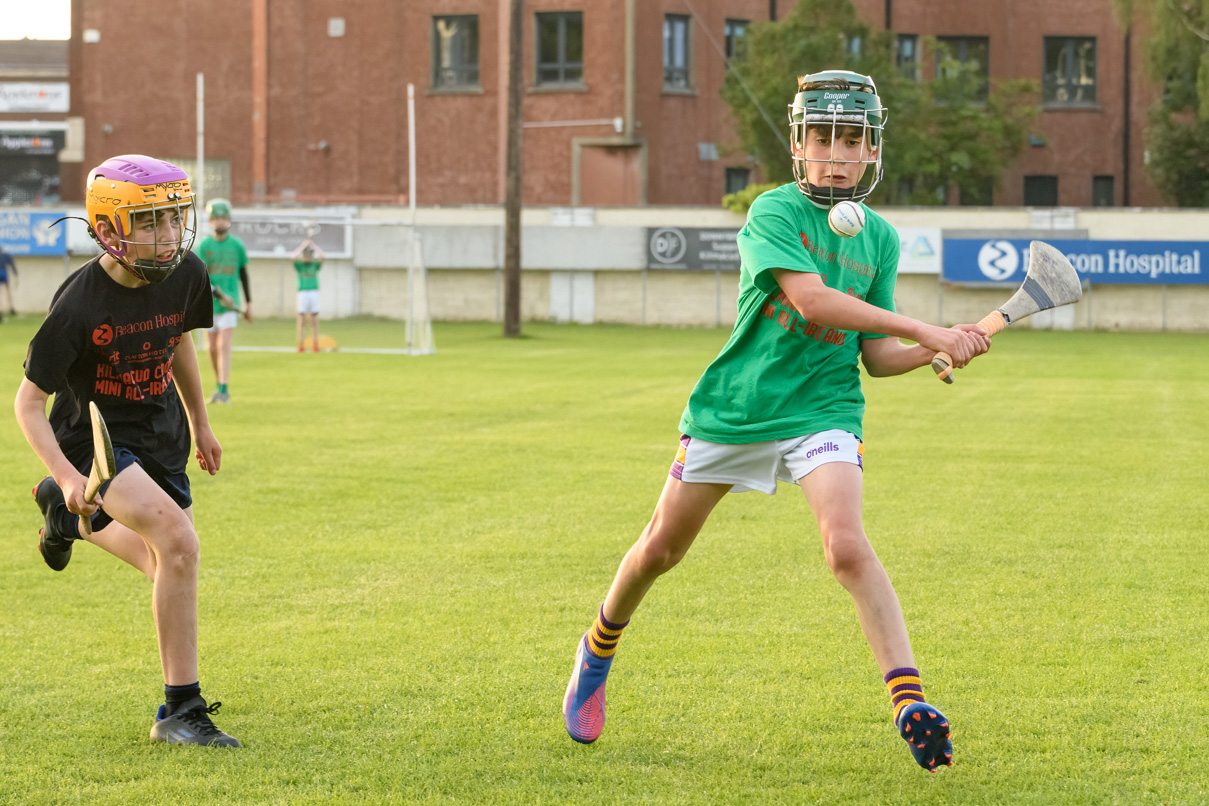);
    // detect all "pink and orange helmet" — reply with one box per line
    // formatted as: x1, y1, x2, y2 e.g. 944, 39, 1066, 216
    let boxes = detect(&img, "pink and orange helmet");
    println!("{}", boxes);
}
85, 154, 198, 283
